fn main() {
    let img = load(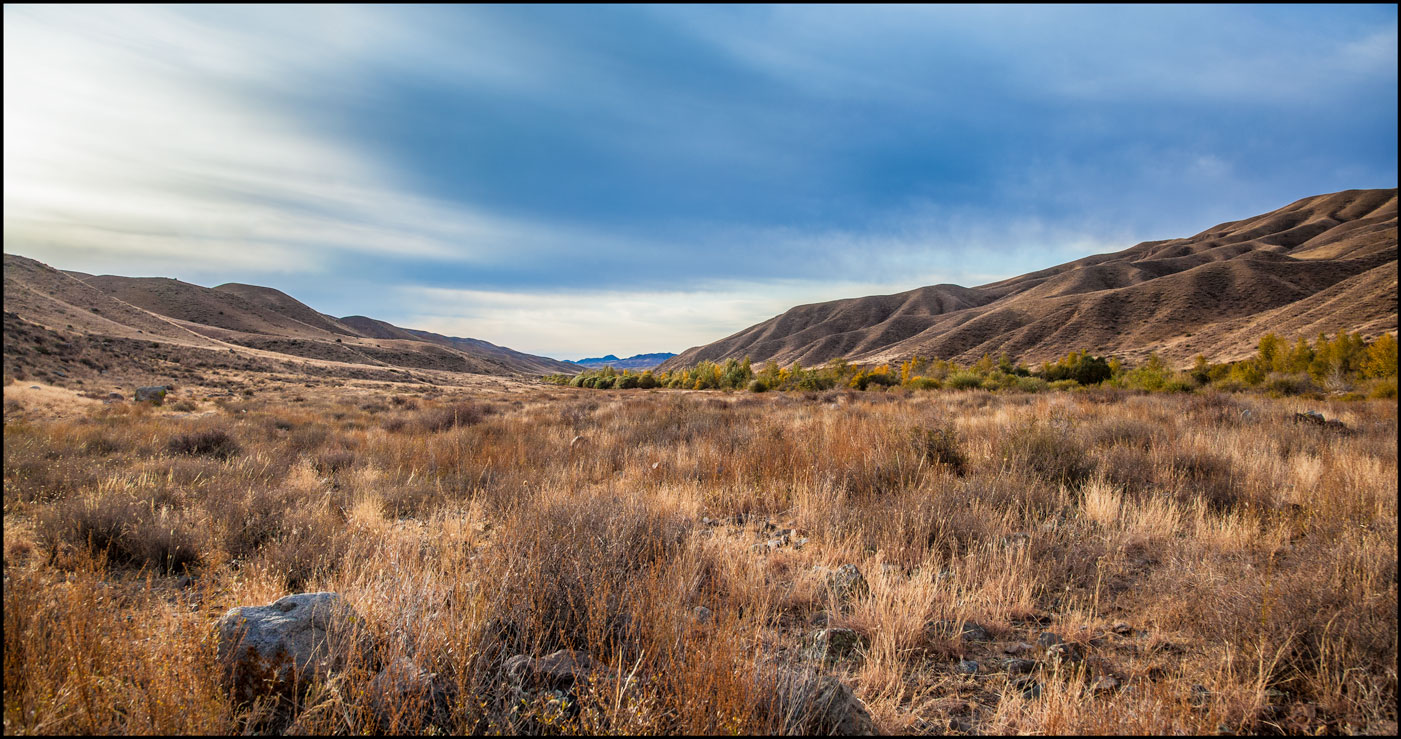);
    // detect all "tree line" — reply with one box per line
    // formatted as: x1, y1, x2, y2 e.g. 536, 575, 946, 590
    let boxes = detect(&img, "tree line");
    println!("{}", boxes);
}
543, 331, 1398, 399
